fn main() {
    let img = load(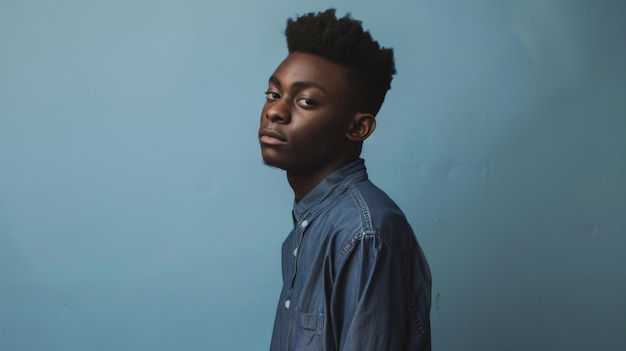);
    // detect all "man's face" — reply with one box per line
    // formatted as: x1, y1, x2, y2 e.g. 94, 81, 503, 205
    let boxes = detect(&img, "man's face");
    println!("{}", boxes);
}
259, 52, 353, 174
